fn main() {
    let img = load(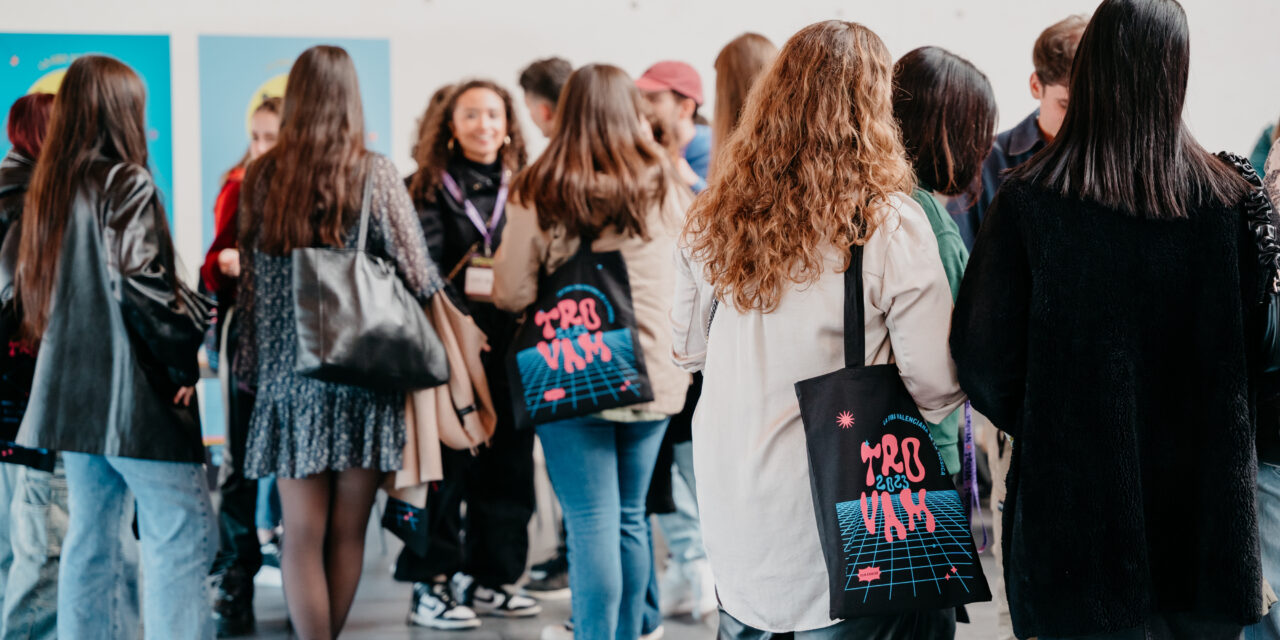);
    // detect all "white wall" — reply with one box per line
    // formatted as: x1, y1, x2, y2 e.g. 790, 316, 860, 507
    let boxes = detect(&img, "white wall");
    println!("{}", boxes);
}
6, 0, 1280, 273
